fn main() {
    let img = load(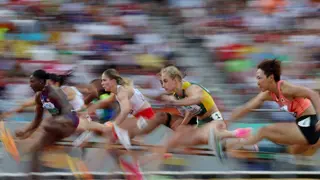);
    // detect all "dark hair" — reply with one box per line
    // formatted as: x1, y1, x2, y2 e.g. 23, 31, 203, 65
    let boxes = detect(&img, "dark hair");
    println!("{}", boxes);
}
48, 73, 71, 86
257, 59, 281, 82
48, 73, 59, 82
32, 69, 49, 81
102, 69, 131, 86
90, 78, 111, 95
